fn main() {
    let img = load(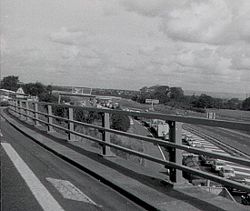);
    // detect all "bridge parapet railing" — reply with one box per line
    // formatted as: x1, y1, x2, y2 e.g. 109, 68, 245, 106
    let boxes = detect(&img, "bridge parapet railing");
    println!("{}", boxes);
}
7, 99, 250, 193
